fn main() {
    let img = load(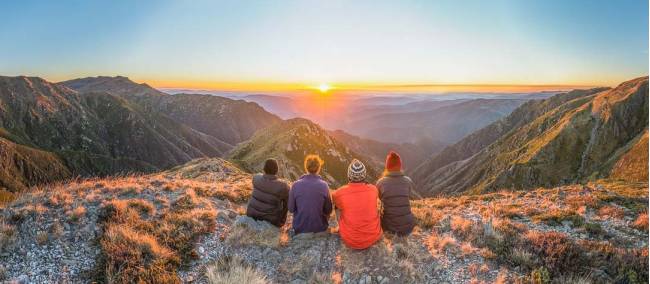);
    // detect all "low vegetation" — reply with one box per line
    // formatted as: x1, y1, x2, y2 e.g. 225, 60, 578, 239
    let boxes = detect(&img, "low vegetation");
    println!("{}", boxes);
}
0, 155, 646, 284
